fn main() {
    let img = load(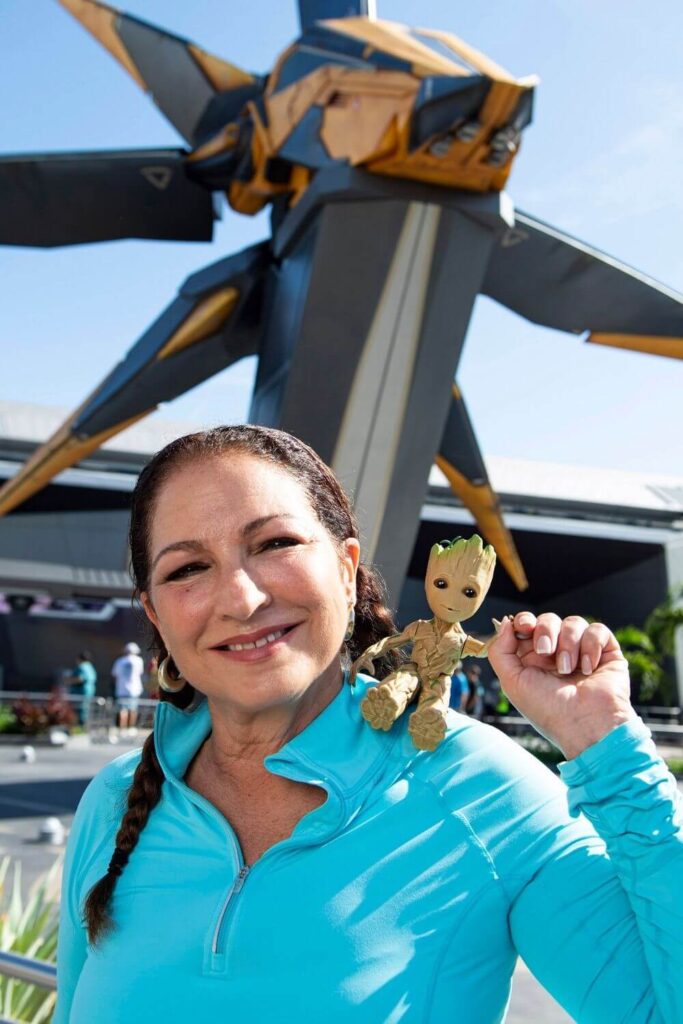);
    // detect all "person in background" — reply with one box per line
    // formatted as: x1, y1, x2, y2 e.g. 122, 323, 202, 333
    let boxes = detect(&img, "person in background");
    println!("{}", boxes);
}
67, 651, 97, 727
447, 661, 469, 711
463, 663, 485, 719
111, 642, 145, 735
